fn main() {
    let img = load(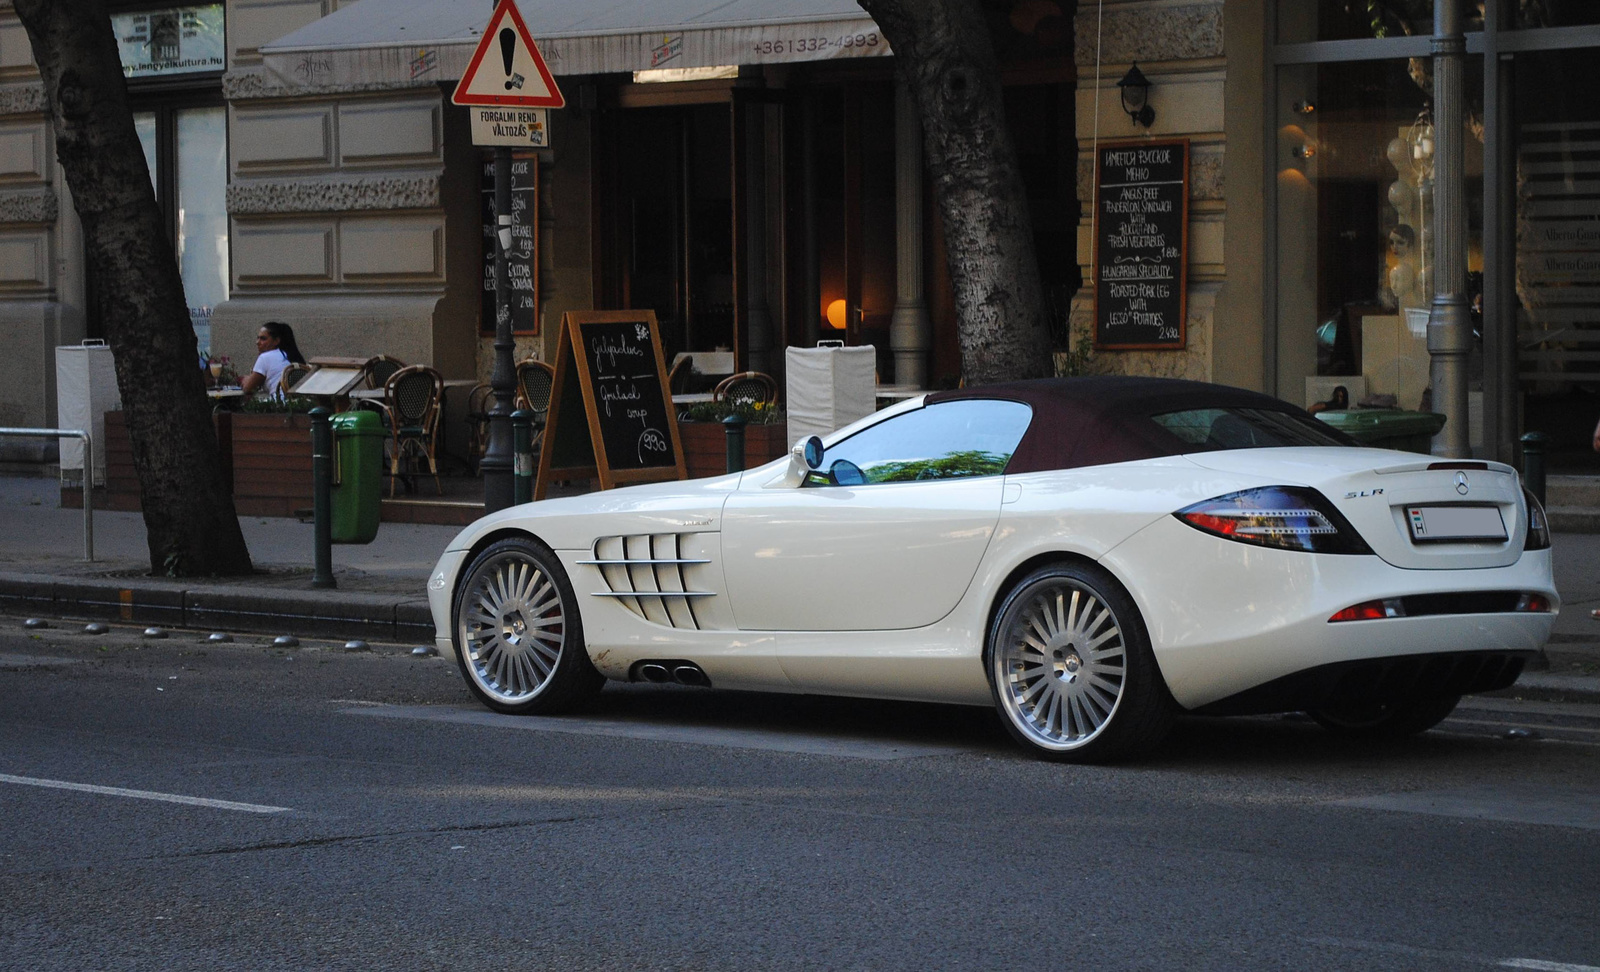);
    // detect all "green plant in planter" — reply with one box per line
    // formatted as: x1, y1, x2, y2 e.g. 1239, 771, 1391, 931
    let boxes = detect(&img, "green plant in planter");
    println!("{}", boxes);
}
680, 399, 786, 425
238, 395, 318, 414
